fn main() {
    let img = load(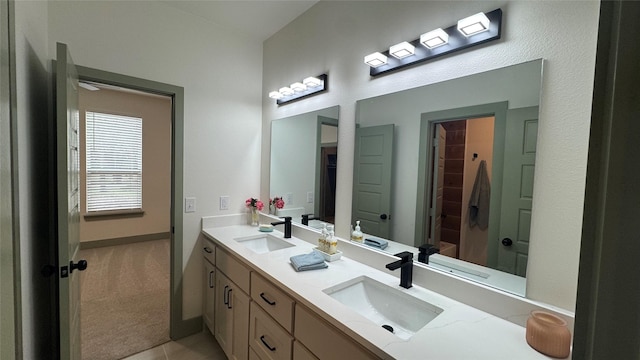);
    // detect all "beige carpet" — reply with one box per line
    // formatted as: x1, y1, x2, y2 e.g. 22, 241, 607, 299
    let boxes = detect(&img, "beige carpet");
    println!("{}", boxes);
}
79, 239, 171, 360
